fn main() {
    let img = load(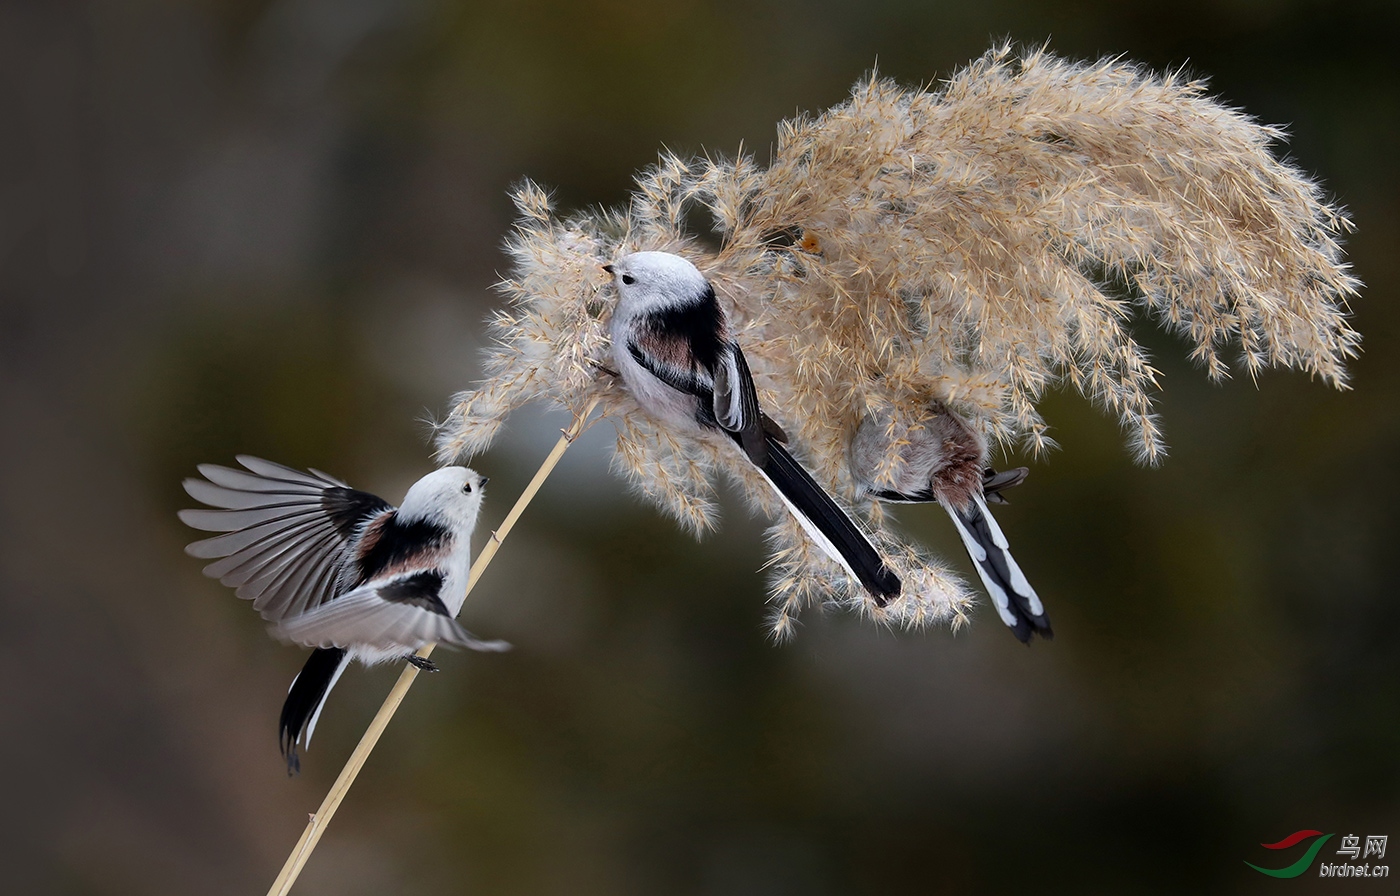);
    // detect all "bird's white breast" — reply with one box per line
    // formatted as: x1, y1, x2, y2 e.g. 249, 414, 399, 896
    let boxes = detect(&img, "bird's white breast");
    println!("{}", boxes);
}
439, 540, 474, 618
